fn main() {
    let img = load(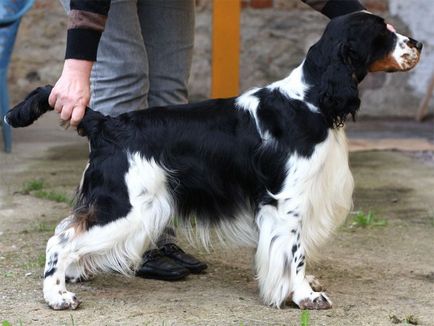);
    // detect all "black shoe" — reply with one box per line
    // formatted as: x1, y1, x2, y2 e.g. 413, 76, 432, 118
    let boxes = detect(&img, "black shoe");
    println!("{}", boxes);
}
160, 243, 208, 274
135, 249, 190, 281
